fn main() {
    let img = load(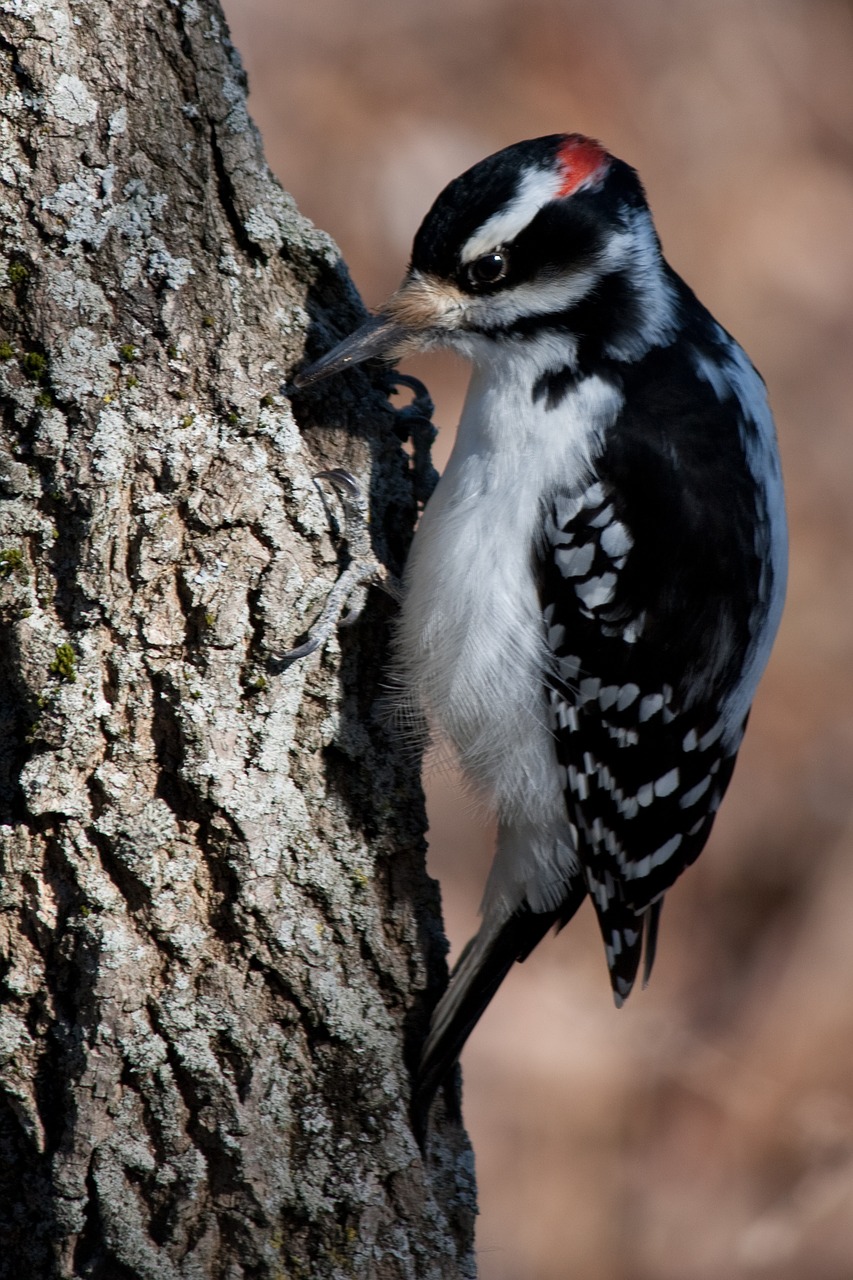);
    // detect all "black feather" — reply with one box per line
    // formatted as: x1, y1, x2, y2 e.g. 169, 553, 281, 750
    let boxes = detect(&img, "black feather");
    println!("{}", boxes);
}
413, 887, 585, 1144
